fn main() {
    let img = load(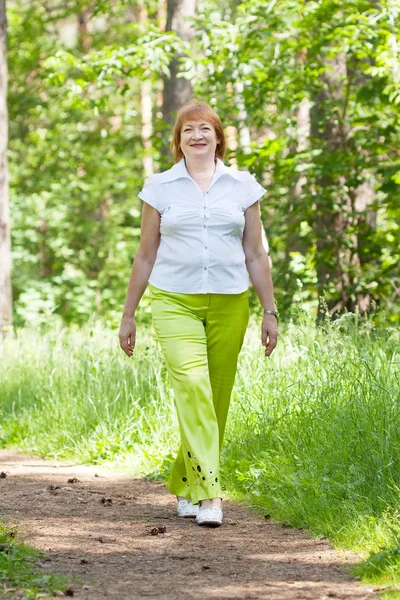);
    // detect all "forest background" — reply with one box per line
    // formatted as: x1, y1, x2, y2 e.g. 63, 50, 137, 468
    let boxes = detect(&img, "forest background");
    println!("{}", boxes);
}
1, 0, 400, 596
3, 0, 400, 330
